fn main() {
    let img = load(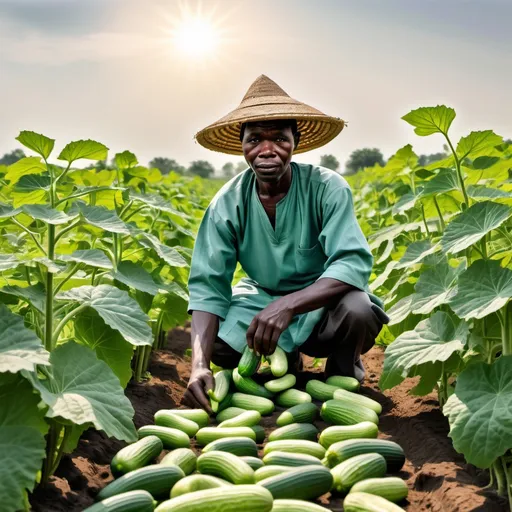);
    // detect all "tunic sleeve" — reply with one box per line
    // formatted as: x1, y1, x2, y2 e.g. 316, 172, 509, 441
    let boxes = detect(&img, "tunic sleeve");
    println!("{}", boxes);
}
187, 204, 237, 319
317, 184, 373, 291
